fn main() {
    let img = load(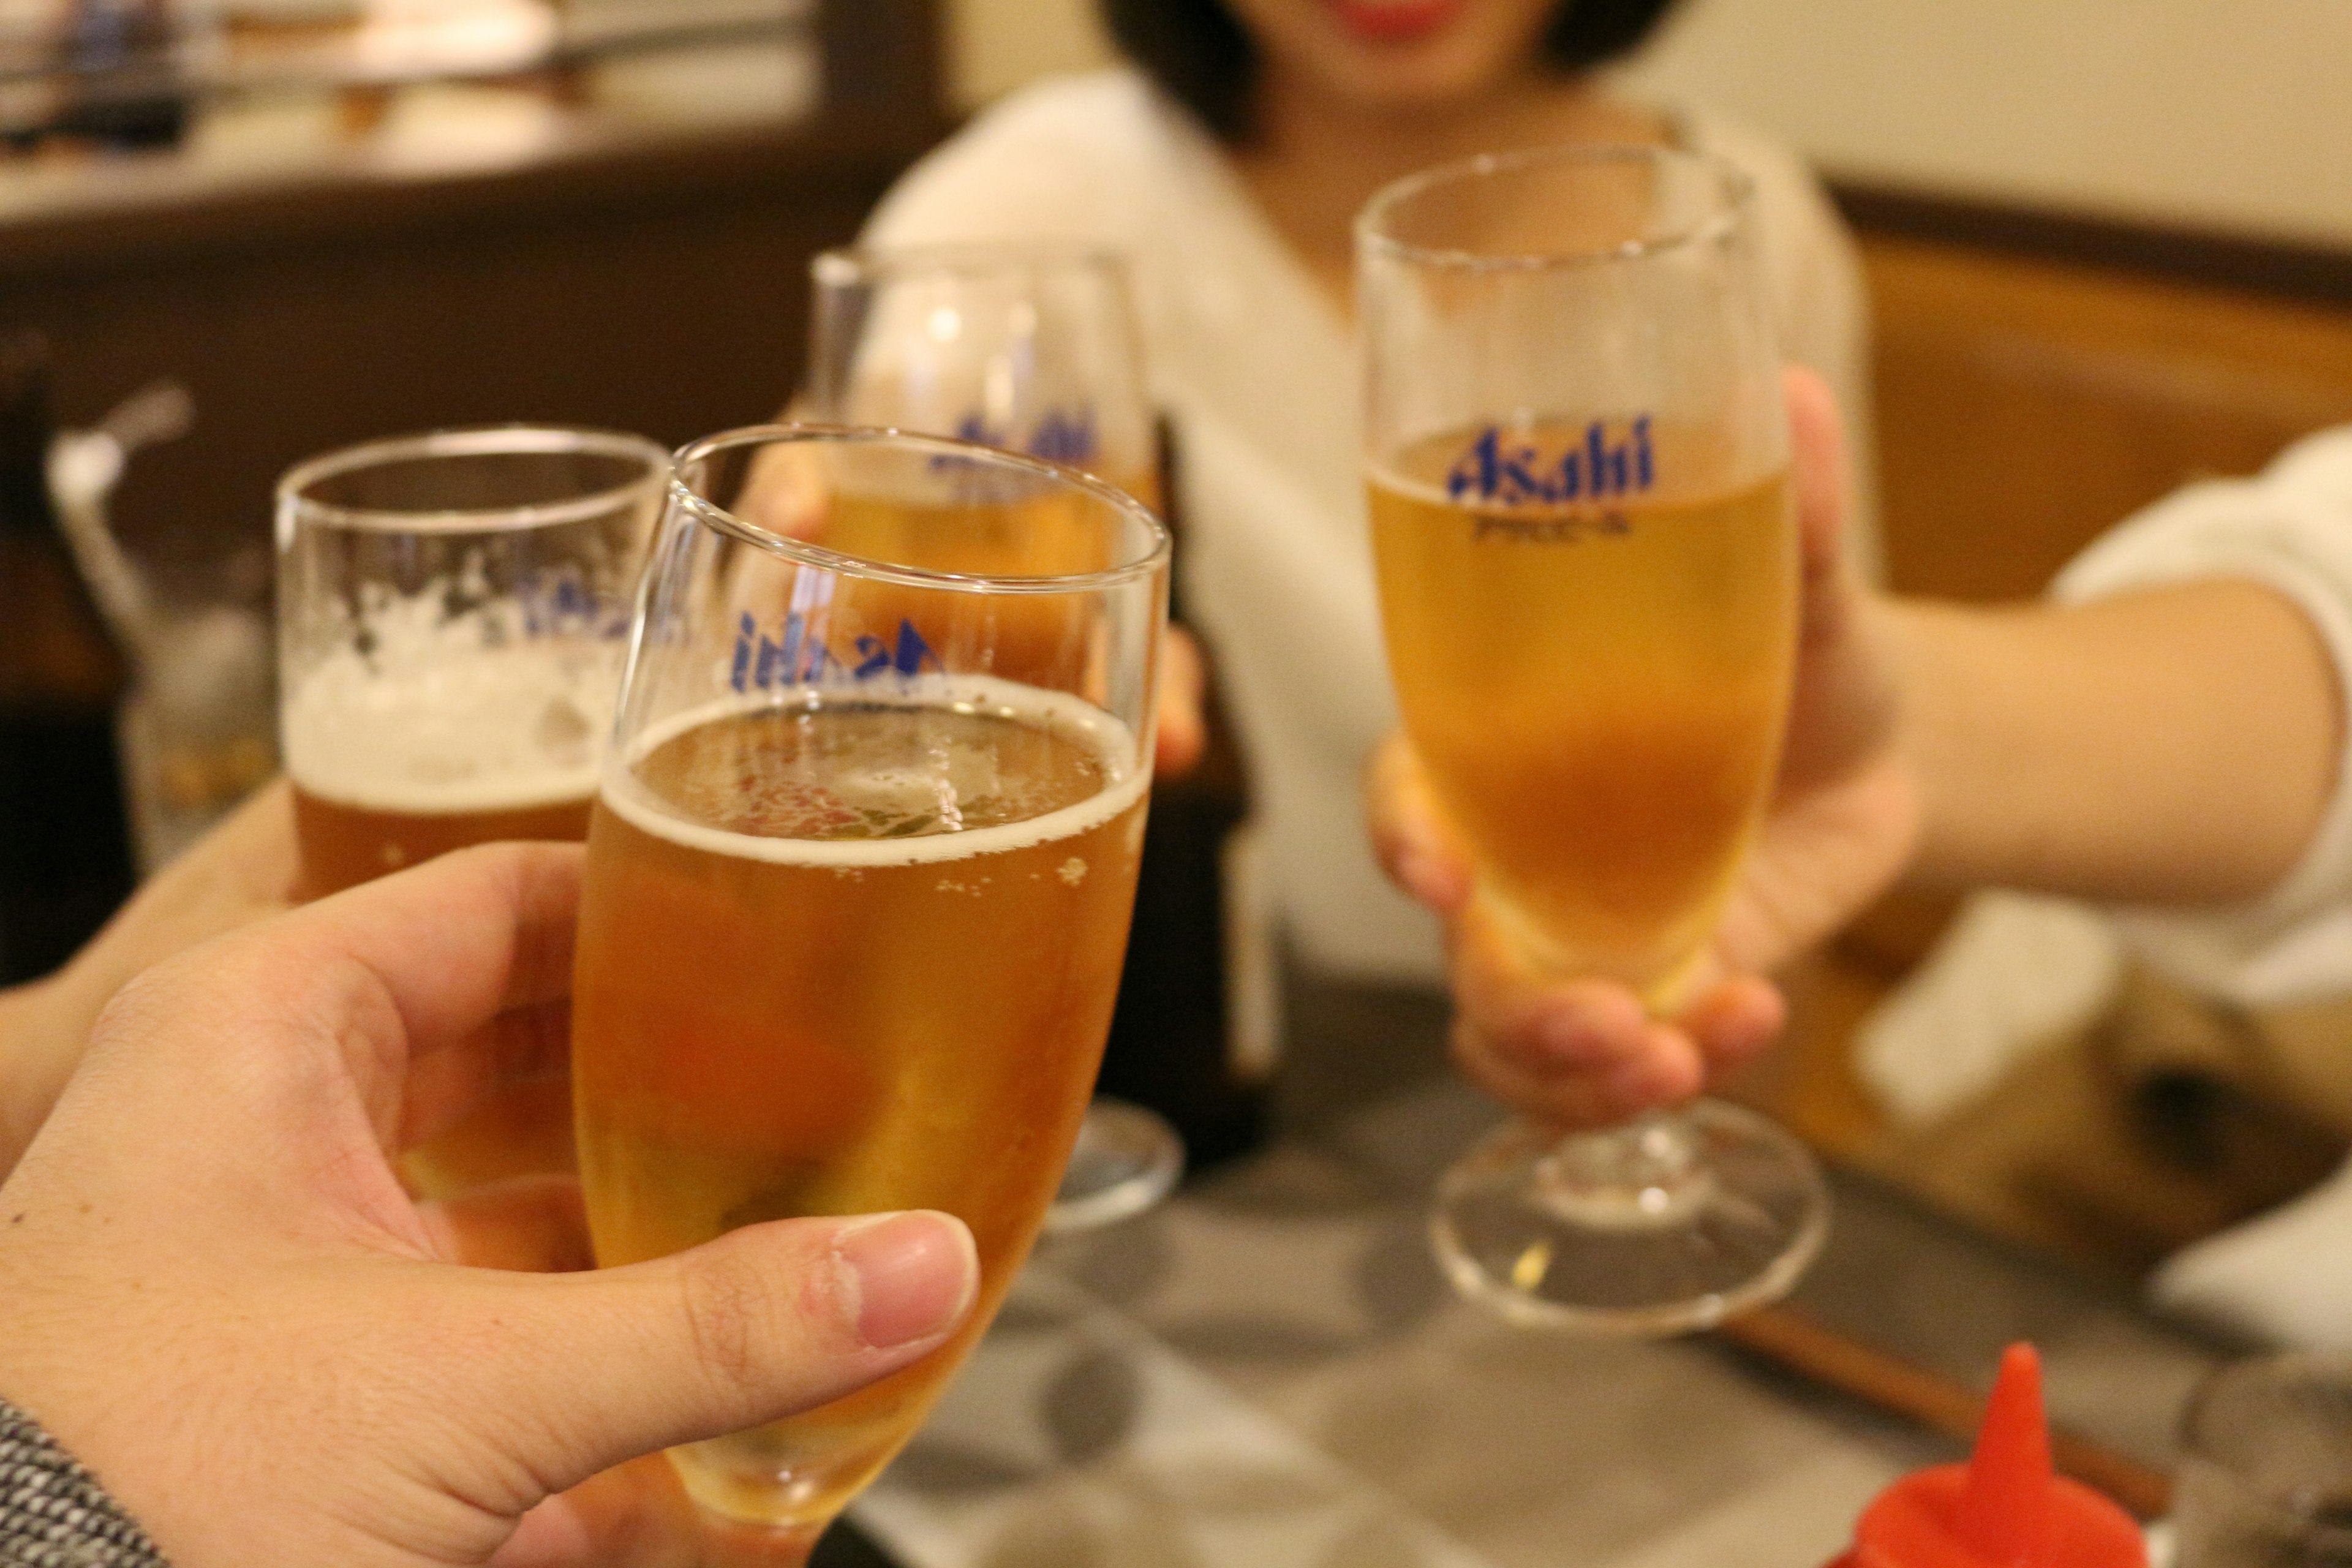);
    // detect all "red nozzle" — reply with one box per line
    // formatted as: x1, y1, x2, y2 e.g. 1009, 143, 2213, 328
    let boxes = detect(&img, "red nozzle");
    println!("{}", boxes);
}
1835, 1343, 2144, 1568
1951, 1344, 2054, 1562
